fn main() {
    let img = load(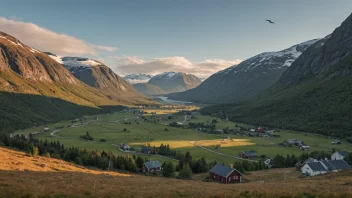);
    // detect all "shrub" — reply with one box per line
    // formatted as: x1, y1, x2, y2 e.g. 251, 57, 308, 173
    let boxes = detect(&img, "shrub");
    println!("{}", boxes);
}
178, 164, 192, 180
